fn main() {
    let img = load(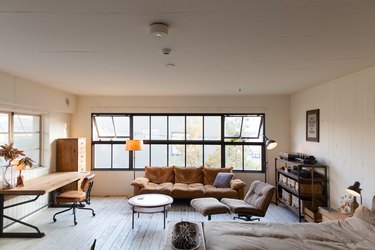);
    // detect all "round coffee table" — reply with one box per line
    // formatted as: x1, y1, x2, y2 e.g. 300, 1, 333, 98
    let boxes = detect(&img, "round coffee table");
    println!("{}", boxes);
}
128, 194, 173, 229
